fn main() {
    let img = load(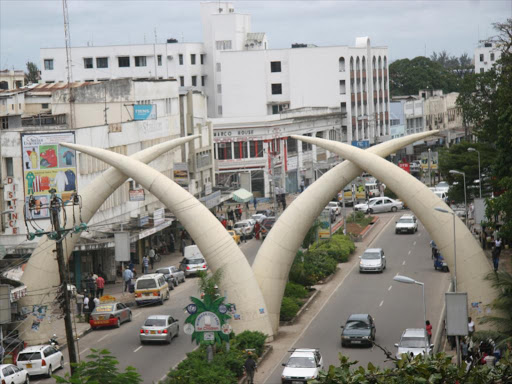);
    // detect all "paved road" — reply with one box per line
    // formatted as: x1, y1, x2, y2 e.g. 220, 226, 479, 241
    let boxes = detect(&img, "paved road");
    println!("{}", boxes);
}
32, 239, 261, 384
264, 212, 451, 383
